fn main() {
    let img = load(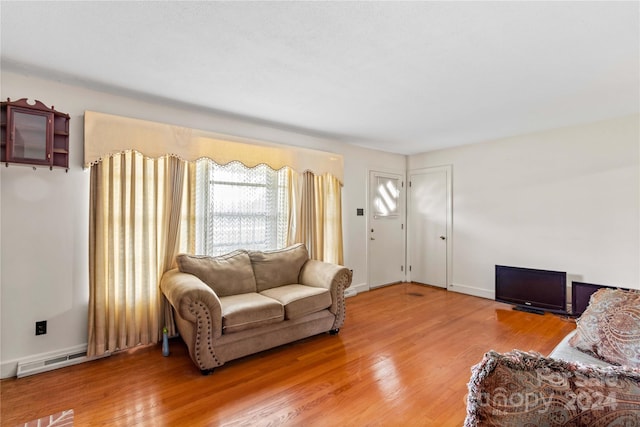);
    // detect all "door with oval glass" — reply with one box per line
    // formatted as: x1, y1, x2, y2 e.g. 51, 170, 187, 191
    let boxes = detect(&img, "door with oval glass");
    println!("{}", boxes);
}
368, 170, 405, 289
